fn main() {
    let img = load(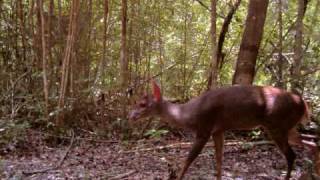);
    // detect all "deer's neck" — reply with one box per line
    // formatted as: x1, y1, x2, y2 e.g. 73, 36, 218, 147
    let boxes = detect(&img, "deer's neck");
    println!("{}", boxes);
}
159, 101, 188, 128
